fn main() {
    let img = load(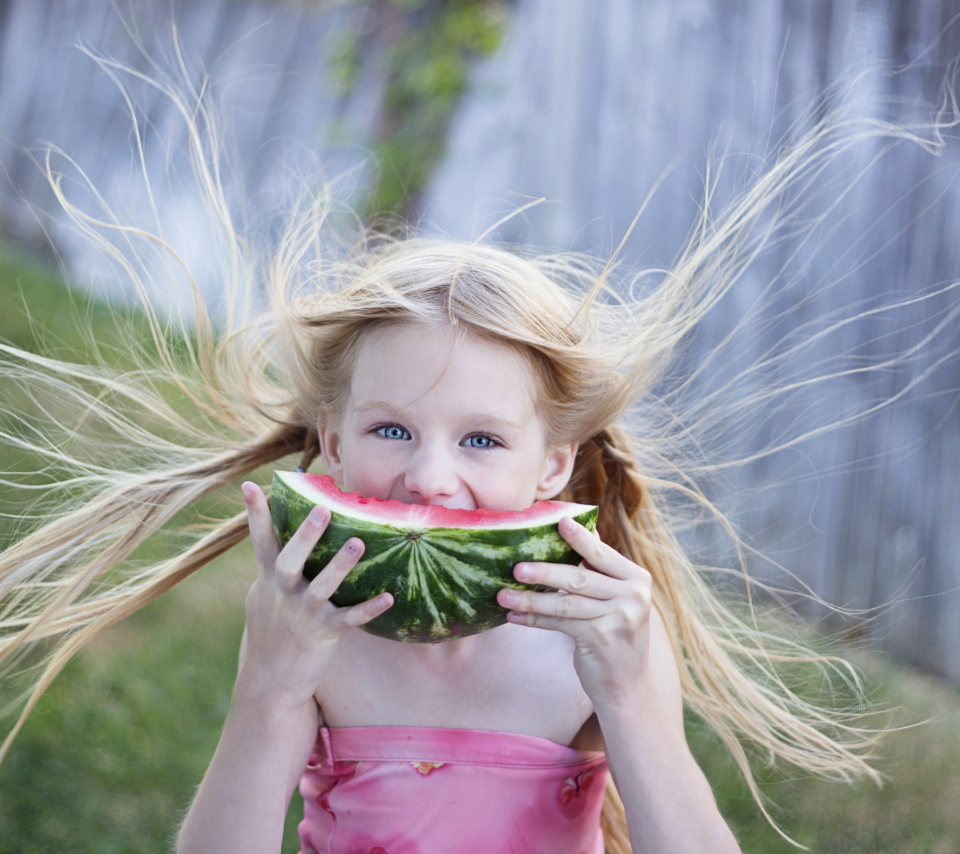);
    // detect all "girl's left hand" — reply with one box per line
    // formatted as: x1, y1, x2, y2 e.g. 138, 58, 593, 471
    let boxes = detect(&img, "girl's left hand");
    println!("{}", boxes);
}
497, 516, 653, 708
